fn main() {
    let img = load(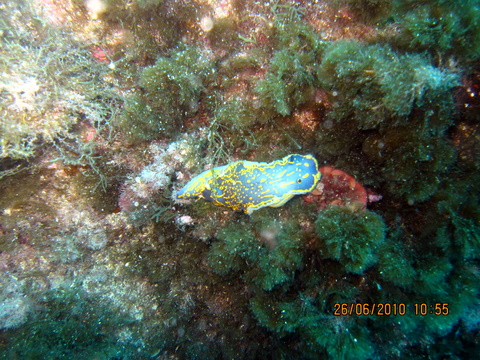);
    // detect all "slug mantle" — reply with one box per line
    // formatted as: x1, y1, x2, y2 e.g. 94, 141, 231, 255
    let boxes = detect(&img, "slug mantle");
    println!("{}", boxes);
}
177, 154, 321, 214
